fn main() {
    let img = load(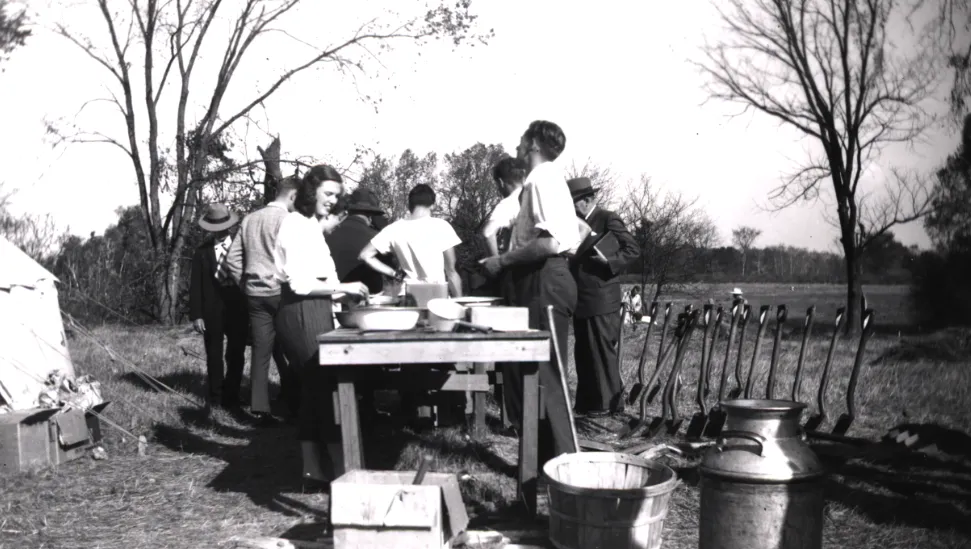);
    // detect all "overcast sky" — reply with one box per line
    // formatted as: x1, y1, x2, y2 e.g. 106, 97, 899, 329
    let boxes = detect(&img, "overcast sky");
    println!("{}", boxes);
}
0, 0, 958, 252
